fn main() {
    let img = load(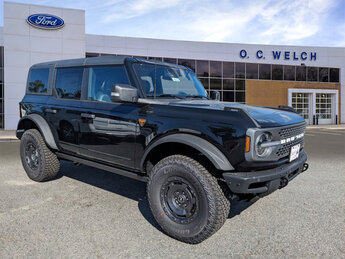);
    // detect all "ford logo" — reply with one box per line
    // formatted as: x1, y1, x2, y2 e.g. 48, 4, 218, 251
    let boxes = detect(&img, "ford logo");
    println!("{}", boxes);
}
27, 14, 64, 30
